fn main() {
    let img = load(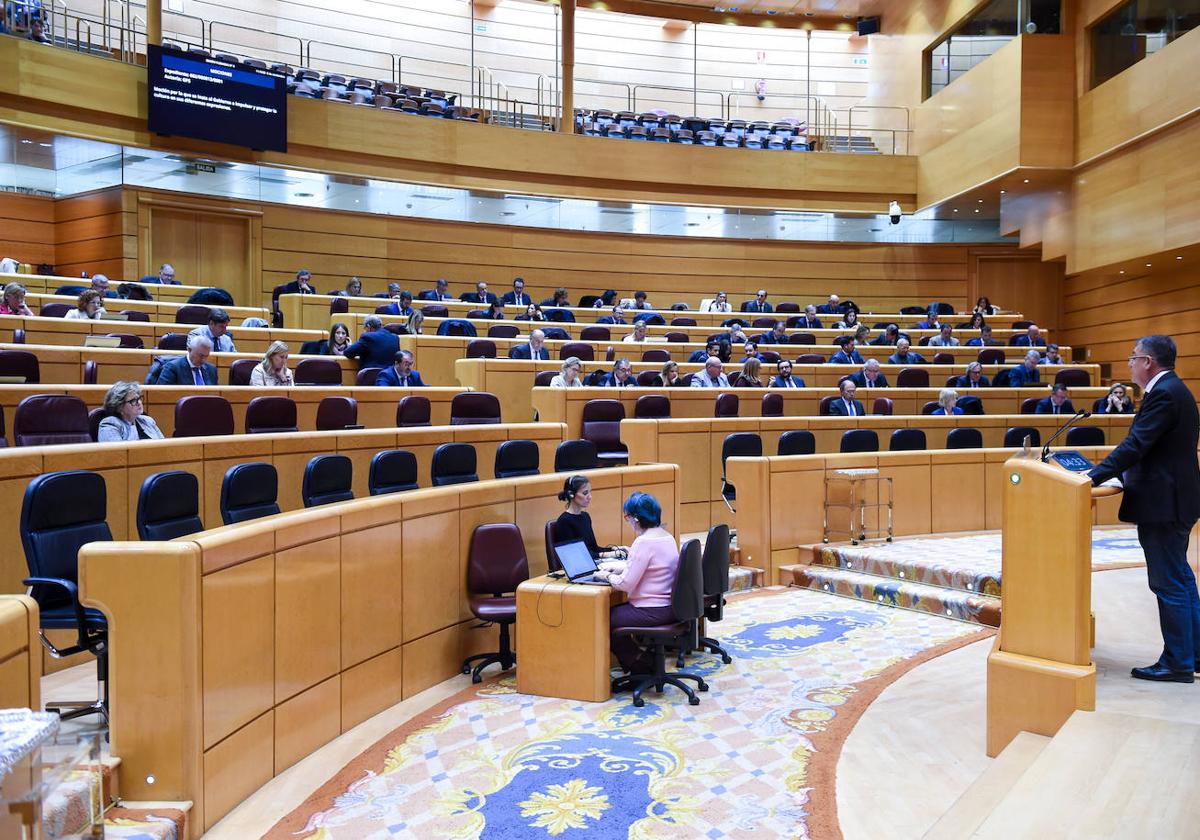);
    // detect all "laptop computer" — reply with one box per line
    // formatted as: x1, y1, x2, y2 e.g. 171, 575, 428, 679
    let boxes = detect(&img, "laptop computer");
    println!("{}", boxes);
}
554, 540, 610, 586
